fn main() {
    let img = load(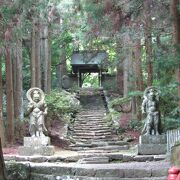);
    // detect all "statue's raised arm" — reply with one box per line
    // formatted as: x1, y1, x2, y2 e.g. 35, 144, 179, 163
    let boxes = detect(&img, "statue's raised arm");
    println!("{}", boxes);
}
26, 87, 48, 137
